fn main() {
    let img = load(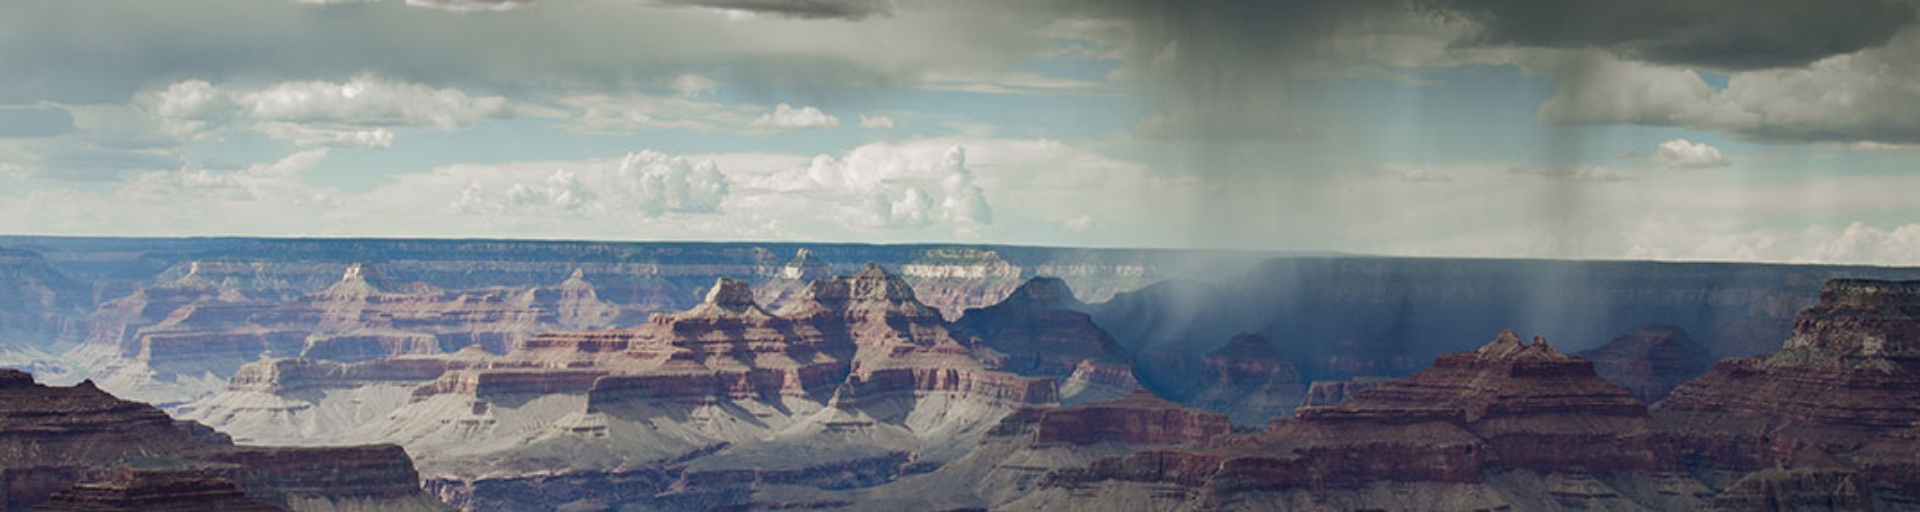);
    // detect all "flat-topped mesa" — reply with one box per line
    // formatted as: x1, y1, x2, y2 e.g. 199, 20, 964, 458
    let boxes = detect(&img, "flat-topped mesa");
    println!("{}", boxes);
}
227, 358, 473, 395
685, 277, 768, 317
1777, 279, 1920, 360
1028, 391, 1232, 446
1300, 330, 1639, 425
